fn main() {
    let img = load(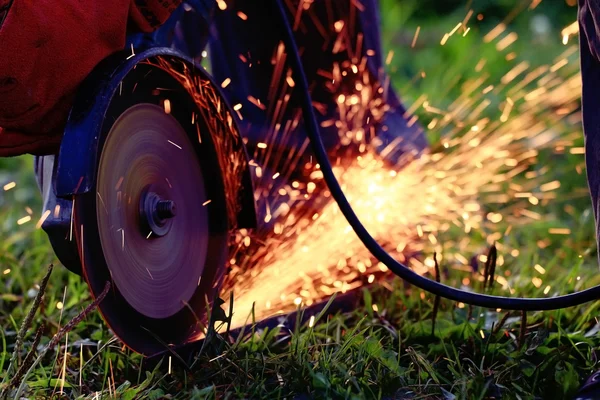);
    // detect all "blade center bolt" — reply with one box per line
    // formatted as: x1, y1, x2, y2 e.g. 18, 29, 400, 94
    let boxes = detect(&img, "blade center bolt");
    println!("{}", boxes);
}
140, 186, 176, 237
156, 200, 176, 219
